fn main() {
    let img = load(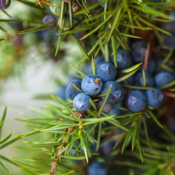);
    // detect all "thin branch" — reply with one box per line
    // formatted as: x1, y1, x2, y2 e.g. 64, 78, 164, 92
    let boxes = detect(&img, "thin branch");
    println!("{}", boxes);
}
50, 111, 84, 175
